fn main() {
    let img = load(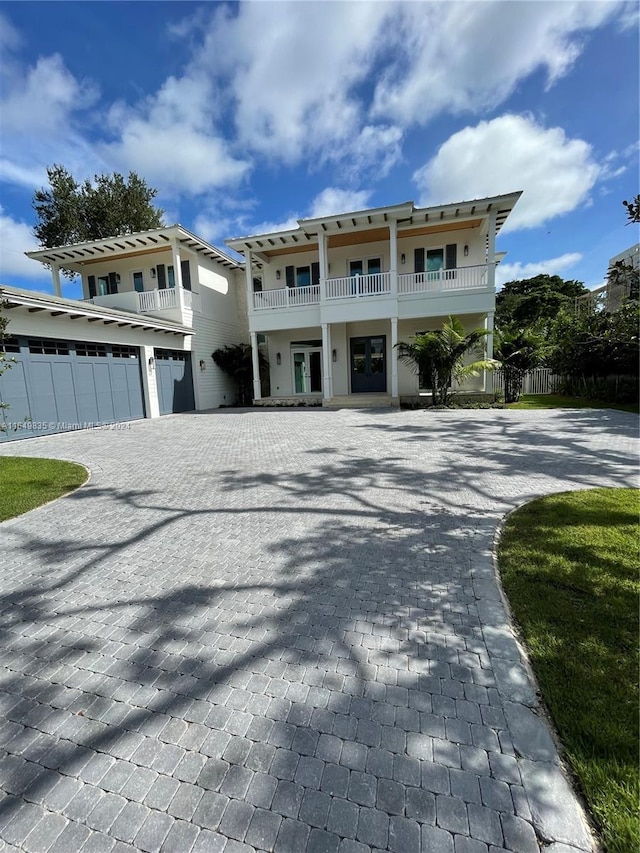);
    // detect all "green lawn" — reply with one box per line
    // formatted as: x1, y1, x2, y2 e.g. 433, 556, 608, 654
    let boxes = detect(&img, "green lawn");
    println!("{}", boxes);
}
498, 488, 640, 853
508, 394, 639, 413
0, 456, 88, 522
